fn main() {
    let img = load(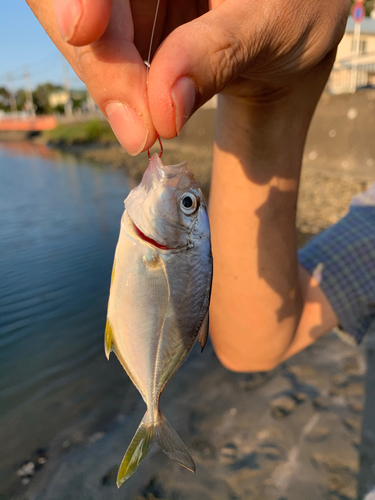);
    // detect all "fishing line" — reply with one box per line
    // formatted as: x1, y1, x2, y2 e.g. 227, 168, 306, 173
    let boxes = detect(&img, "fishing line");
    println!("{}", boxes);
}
146, 0, 161, 81
146, 0, 163, 160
